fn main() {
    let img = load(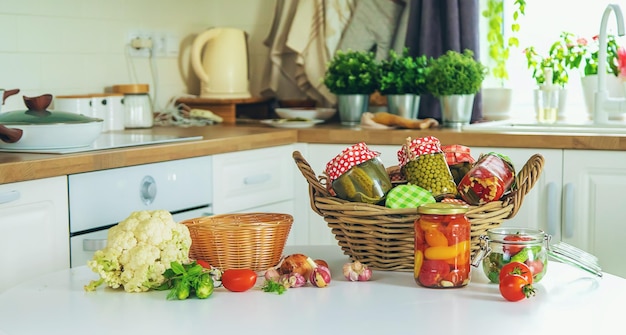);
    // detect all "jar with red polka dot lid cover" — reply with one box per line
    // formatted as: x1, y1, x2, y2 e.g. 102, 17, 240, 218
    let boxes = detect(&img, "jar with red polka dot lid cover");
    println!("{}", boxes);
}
326, 142, 392, 204
398, 136, 458, 200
